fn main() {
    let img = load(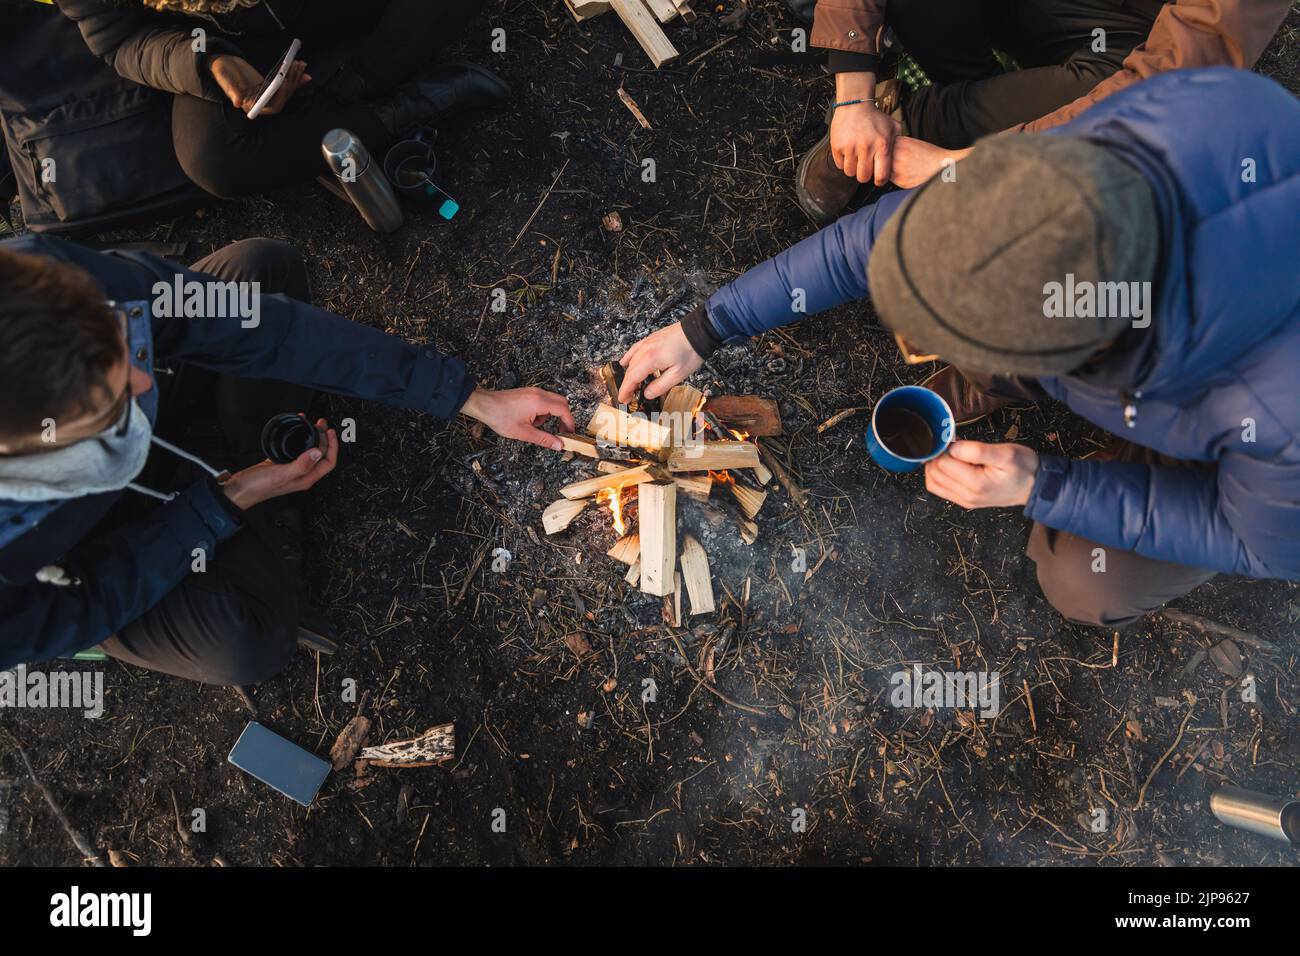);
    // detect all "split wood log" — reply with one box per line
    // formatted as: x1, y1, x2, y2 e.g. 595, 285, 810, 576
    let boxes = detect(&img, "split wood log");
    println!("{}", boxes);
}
660, 384, 706, 444
679, 534, 715, 614
625, 561, 641, 586
667, 440, 759, 472
588, 403, 672, 453
561, 462, 662, 500
607, 534, 640, 565
609, 0, 680, 67
705, 395, 782, 436
673, 473, 712, 501
555, 432, 624, 459
673, 572, 683, 625
673, 0, 697, 22
642, 0, 680, 22
543, 498, 589, 534
358, 723, 455, 768
564, 0, 611, 21
638, 480, 677, 596
729, 482, 767, 520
